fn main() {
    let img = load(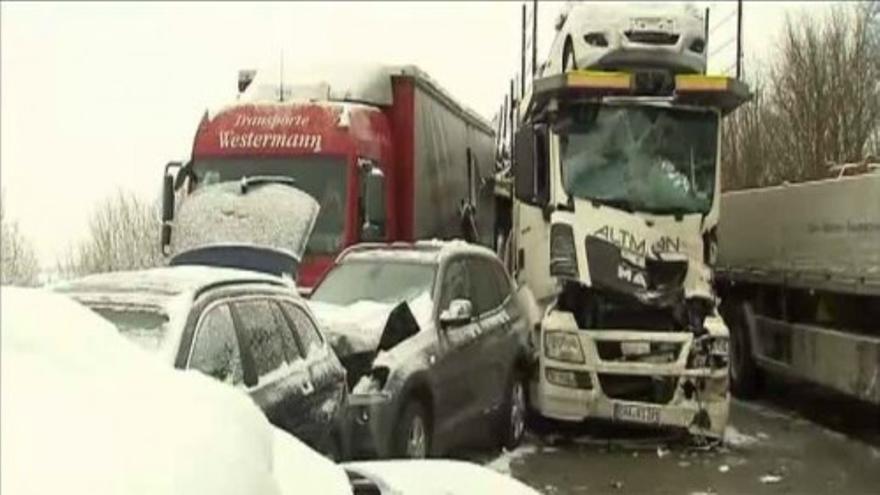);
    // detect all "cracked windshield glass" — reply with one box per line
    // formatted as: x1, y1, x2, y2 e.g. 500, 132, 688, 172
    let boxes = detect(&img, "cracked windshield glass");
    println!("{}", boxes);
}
559, 104, 719, 214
